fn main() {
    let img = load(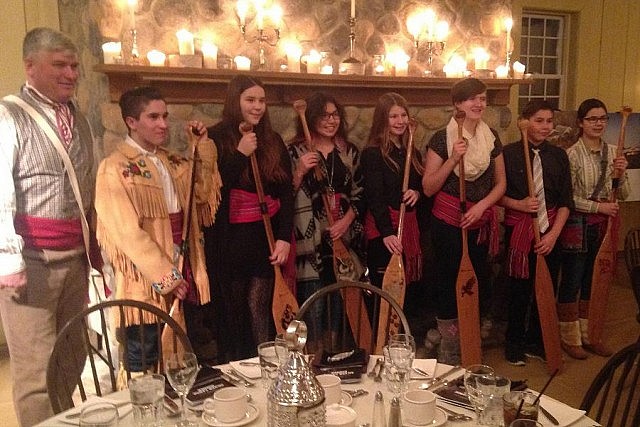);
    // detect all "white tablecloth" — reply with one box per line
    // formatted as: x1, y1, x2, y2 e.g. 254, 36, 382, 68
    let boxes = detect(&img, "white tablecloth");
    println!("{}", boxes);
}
37, 359, 599, 427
